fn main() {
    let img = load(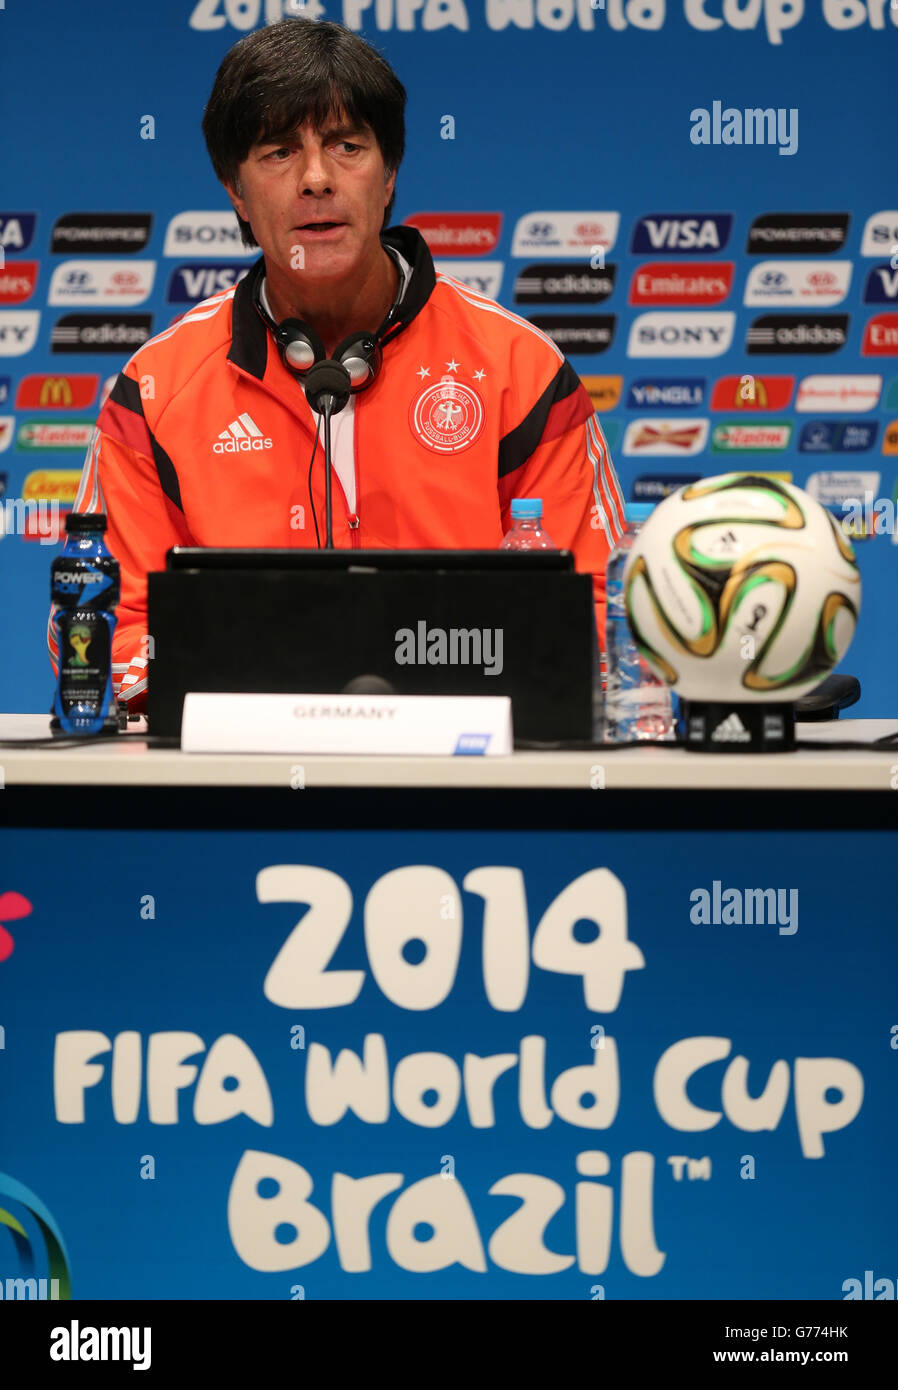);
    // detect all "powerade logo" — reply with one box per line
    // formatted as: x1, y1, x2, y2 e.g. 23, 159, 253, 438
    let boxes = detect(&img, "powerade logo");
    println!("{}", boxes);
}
629, 215, 732, 254
527, 315, 615, 353
746, 213, 850, 255
627, 378, 706, 409
166, 263, 251, 303
798, 422, 879, 454
50, 213, 152, 255
52, 567, 114, 600
0, 214, 37, 254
